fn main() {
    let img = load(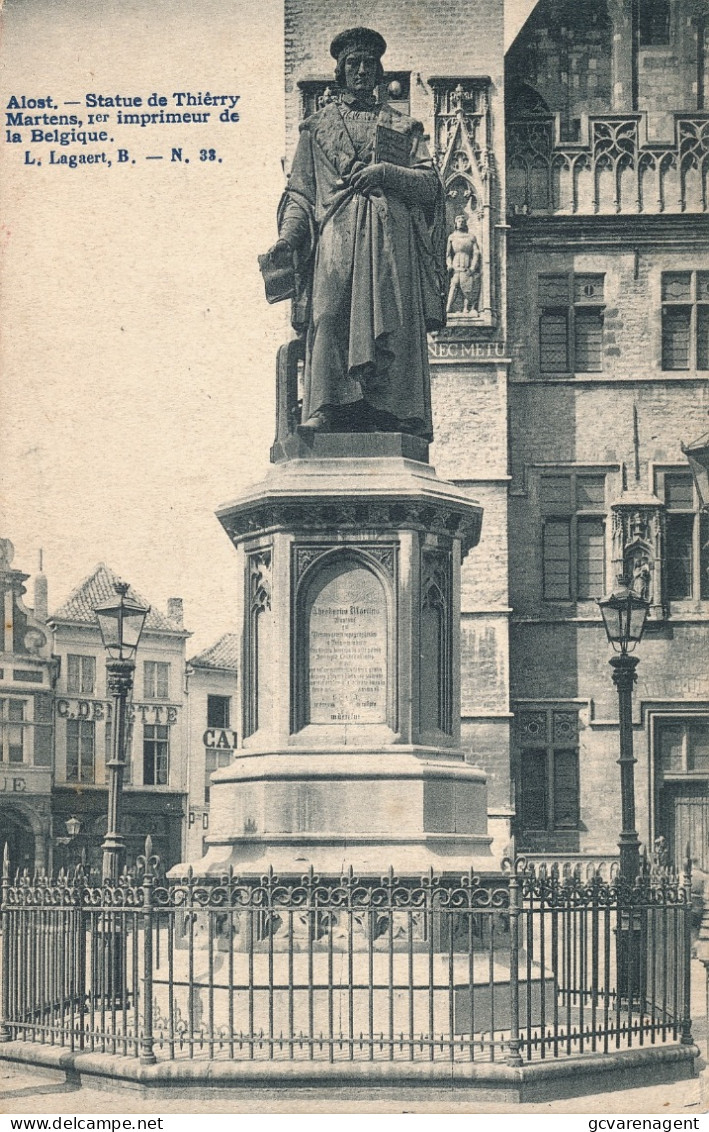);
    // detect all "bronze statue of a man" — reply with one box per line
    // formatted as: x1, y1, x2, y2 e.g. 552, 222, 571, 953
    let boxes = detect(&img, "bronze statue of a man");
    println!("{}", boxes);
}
262, 27, 447, 439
